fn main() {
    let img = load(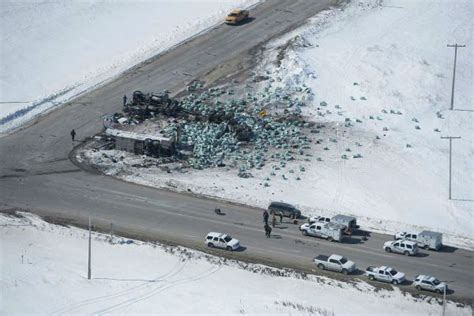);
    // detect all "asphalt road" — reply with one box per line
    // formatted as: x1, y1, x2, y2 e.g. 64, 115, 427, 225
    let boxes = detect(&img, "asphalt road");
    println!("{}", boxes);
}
0, 0, 473, 304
